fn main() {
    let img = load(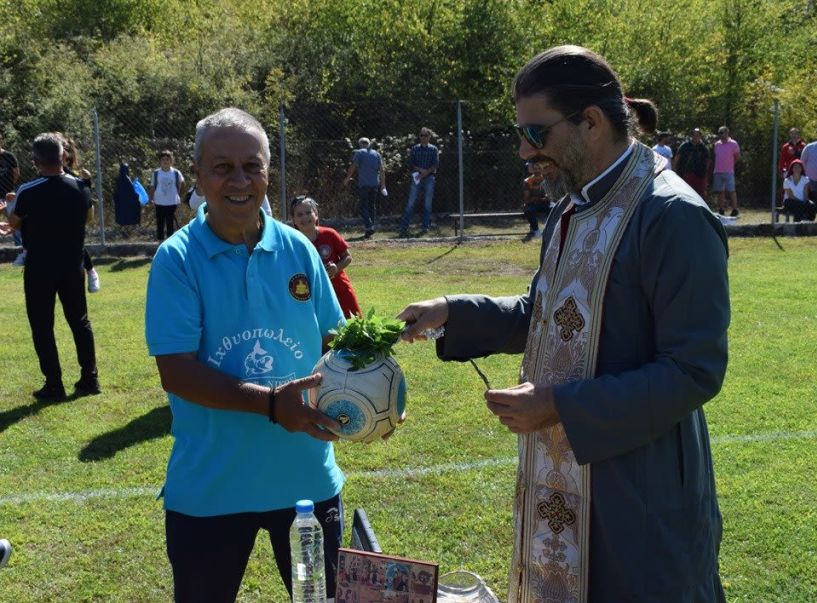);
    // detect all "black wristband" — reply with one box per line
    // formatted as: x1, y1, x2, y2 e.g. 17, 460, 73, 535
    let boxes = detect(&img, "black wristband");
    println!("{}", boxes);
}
268, 387, 277, 423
